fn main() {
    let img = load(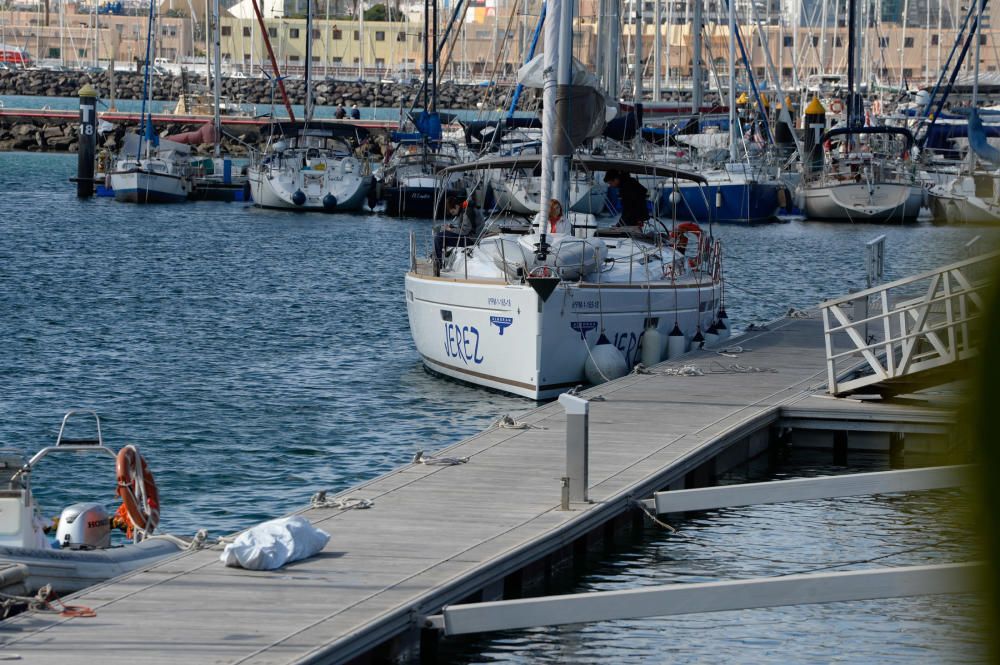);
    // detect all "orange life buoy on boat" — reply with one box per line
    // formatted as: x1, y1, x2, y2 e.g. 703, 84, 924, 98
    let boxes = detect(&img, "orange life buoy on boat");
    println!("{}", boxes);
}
114, 445, 160, 539
829, 98, 844, 114
670, 222, 702, 256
